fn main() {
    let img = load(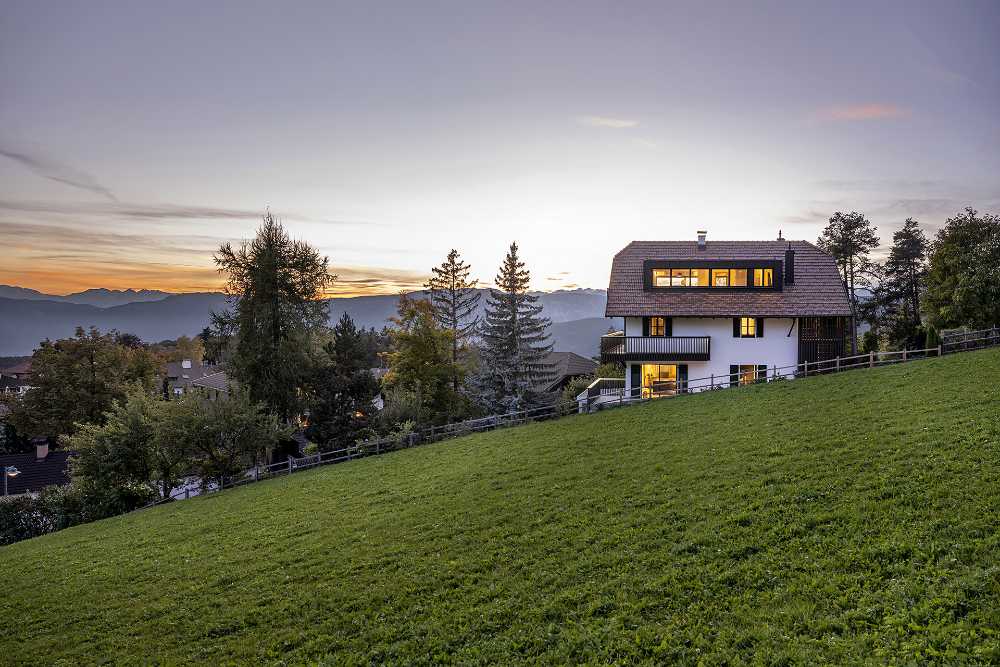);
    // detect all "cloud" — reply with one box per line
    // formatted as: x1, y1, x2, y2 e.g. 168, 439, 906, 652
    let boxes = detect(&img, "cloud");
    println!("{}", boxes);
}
0, 147, 118, 201
815, 104, 909, 122
576, 115, 639, 129
324, 265, 429, 297
0, 199, 370, 226
783, 209, 832, 225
